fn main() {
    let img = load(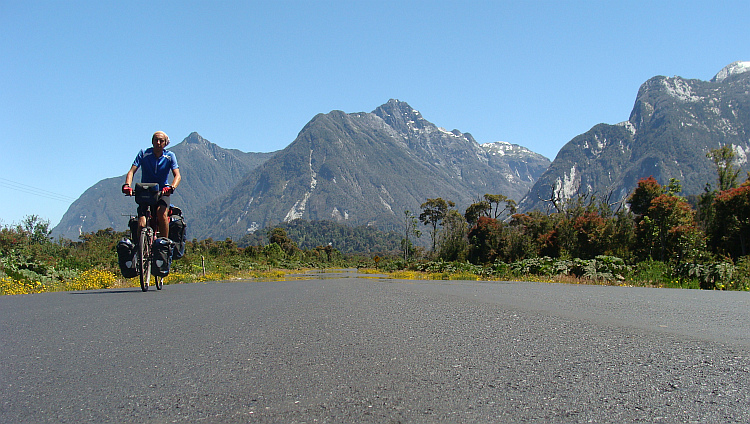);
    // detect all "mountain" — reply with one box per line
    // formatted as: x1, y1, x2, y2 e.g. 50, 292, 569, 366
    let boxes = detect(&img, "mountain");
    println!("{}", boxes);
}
52, 133, 276, 240
191, 100, 550, 240
519, 61, 750, 212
